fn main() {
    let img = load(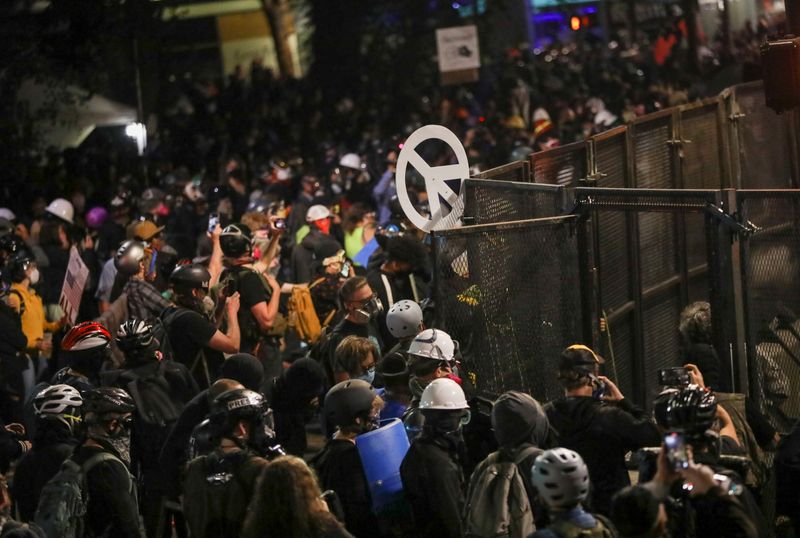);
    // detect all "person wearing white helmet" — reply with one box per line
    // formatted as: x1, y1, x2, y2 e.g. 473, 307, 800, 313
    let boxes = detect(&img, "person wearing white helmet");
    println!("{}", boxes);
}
530, 448, 616, 538
290, 203, 342, 284
12, 385, 83, 522
384, 299, 424, 354
402, 328, 461, 442
400, 377, 470, 538
333, 152, 370, 203
44, 198, 75, 226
